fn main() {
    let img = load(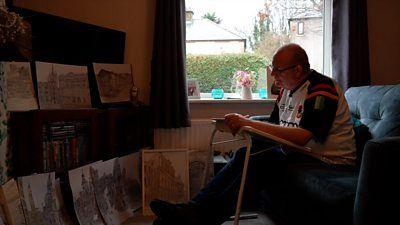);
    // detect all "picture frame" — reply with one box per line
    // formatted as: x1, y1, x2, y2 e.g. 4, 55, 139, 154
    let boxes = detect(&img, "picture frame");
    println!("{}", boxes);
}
187, 79, 200, 99
92, 63, 134, 104
0, 62, 38, 111
142, 149, 190, 216
35, 61, 92, 109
